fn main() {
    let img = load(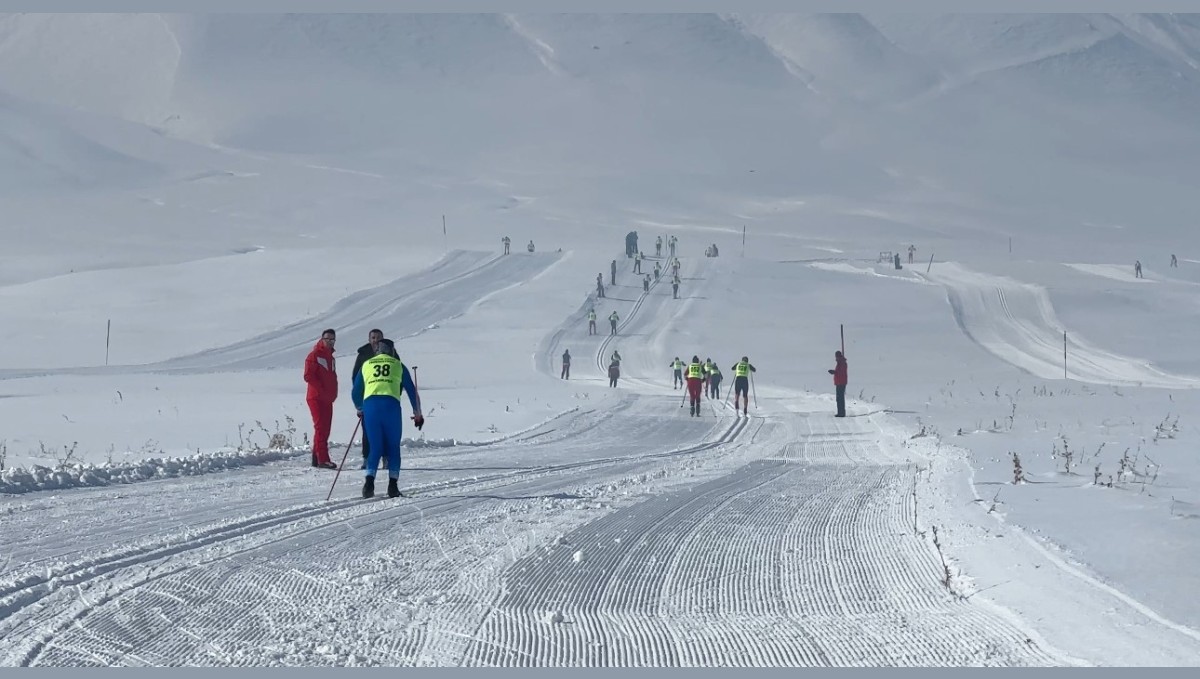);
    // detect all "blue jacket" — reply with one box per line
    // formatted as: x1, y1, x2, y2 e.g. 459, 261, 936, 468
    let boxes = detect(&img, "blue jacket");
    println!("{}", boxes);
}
352, 363, 421, 415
